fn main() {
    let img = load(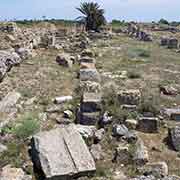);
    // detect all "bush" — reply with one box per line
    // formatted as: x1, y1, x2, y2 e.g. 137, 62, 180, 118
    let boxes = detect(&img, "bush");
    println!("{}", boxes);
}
0, 142, 24, 168
159, 18, 169, 25
128, 71, 141, 79
12, 113, 40, 140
